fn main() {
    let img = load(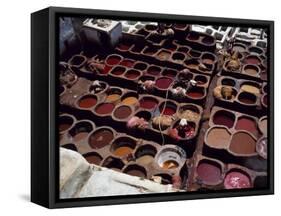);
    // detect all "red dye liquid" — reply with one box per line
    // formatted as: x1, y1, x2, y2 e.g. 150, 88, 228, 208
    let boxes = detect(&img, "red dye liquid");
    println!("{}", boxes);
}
161, 106, 176, 115
140, 98, 158, 109
187, 91, 204, 98
95, 103, 115, 115
213, 112, 234, 128
106, 56, 121, 65
120, 59, 134, 67
197, 162, 221, 185
235, 117, 257, 134
163, 70, 176, 77
102, 65, 112, 74
78, 96, 97, 108
155, 77, 173, 89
